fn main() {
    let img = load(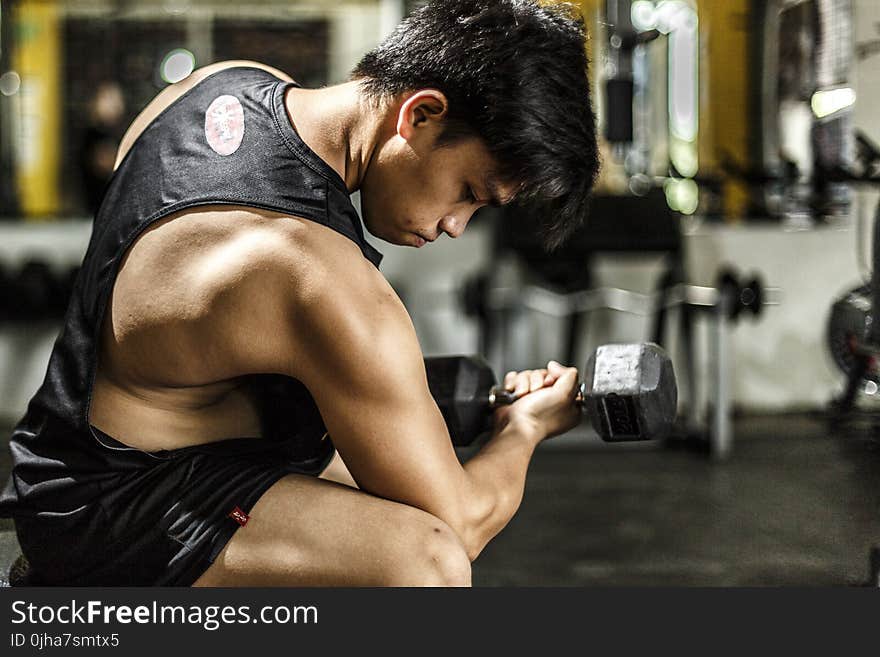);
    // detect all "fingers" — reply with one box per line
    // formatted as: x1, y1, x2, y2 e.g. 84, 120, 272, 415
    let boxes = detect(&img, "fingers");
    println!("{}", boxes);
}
502, 361, 577, 399
529, 369, 545, 392
549, 359, 577, 379
503, 368, 550, 397
504, 370, 516, 390
545, 361, 579, 399
543, 360, 565, 386
547, 360, 570, 376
